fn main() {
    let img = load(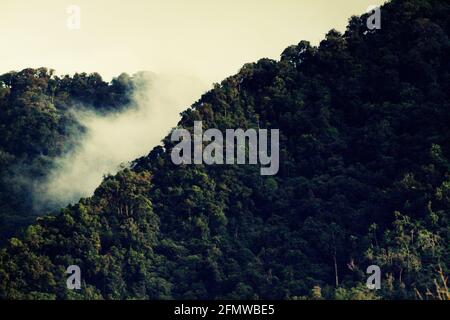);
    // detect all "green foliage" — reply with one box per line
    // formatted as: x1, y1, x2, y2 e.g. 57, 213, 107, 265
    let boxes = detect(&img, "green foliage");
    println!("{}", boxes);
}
0, 0, 449, 300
